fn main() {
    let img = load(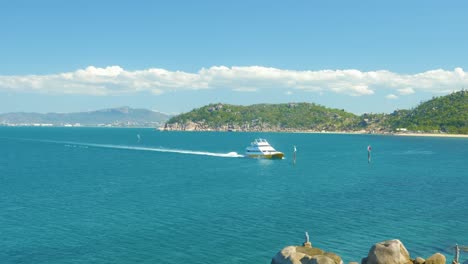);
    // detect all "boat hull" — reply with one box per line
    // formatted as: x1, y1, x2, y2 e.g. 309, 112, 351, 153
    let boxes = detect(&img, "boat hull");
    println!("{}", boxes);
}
246, 153, 284, 159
